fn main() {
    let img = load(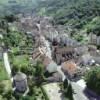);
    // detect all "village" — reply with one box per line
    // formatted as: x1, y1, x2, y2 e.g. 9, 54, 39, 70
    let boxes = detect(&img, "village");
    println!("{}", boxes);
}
0, 15, 100, 100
